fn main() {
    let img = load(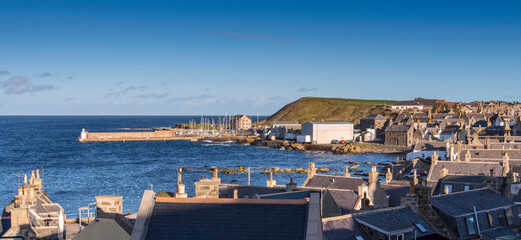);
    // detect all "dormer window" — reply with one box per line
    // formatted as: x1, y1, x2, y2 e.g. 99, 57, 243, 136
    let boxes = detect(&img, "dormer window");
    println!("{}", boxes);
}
465, 216, 477, 235
464, 185, 471, 191
505, 208, 515, 226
